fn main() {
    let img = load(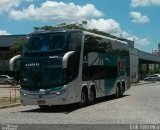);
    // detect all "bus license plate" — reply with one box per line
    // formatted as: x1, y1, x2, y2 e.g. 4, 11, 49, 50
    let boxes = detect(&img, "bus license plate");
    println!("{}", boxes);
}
37, 100, 46, 105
